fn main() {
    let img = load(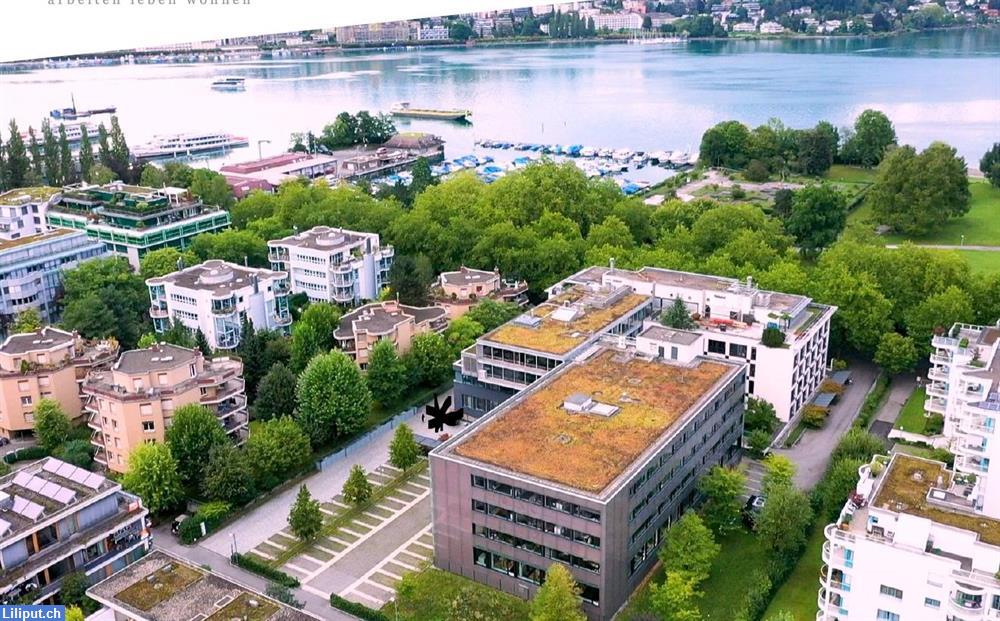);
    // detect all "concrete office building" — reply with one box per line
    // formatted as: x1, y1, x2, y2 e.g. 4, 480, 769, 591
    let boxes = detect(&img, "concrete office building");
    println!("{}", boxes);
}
84, 343, 248, 473
147, 260, 292, 350
453, 281, 654, 417
268, 226, 393, 305
431, 340, 746, 620
0, 457, 149, 605
0, 327, 118, 439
